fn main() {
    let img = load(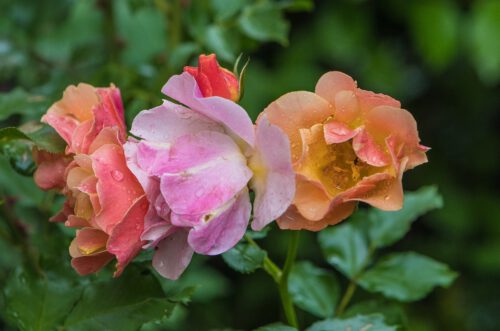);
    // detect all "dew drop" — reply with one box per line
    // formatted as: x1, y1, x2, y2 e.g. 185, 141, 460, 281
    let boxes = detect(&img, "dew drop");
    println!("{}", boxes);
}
111, 170, 124, 181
